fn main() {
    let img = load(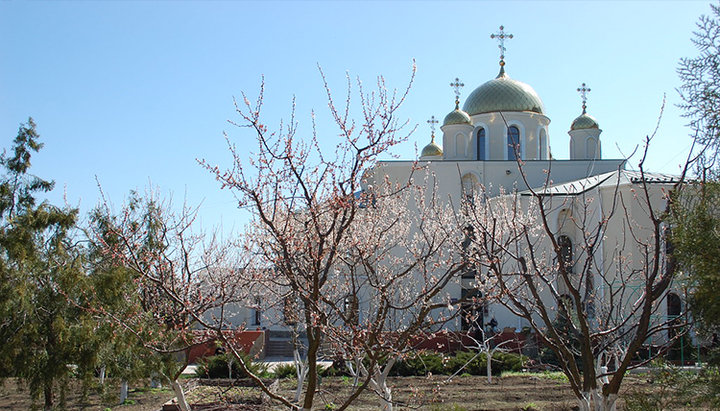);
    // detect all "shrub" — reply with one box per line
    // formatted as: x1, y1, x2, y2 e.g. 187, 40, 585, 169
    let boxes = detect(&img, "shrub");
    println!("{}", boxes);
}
445, 351, 486, 375
272, 363, 297, 379
195, 353, 267, 379
390, 352, 446, 376
444, 351, 525, 376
